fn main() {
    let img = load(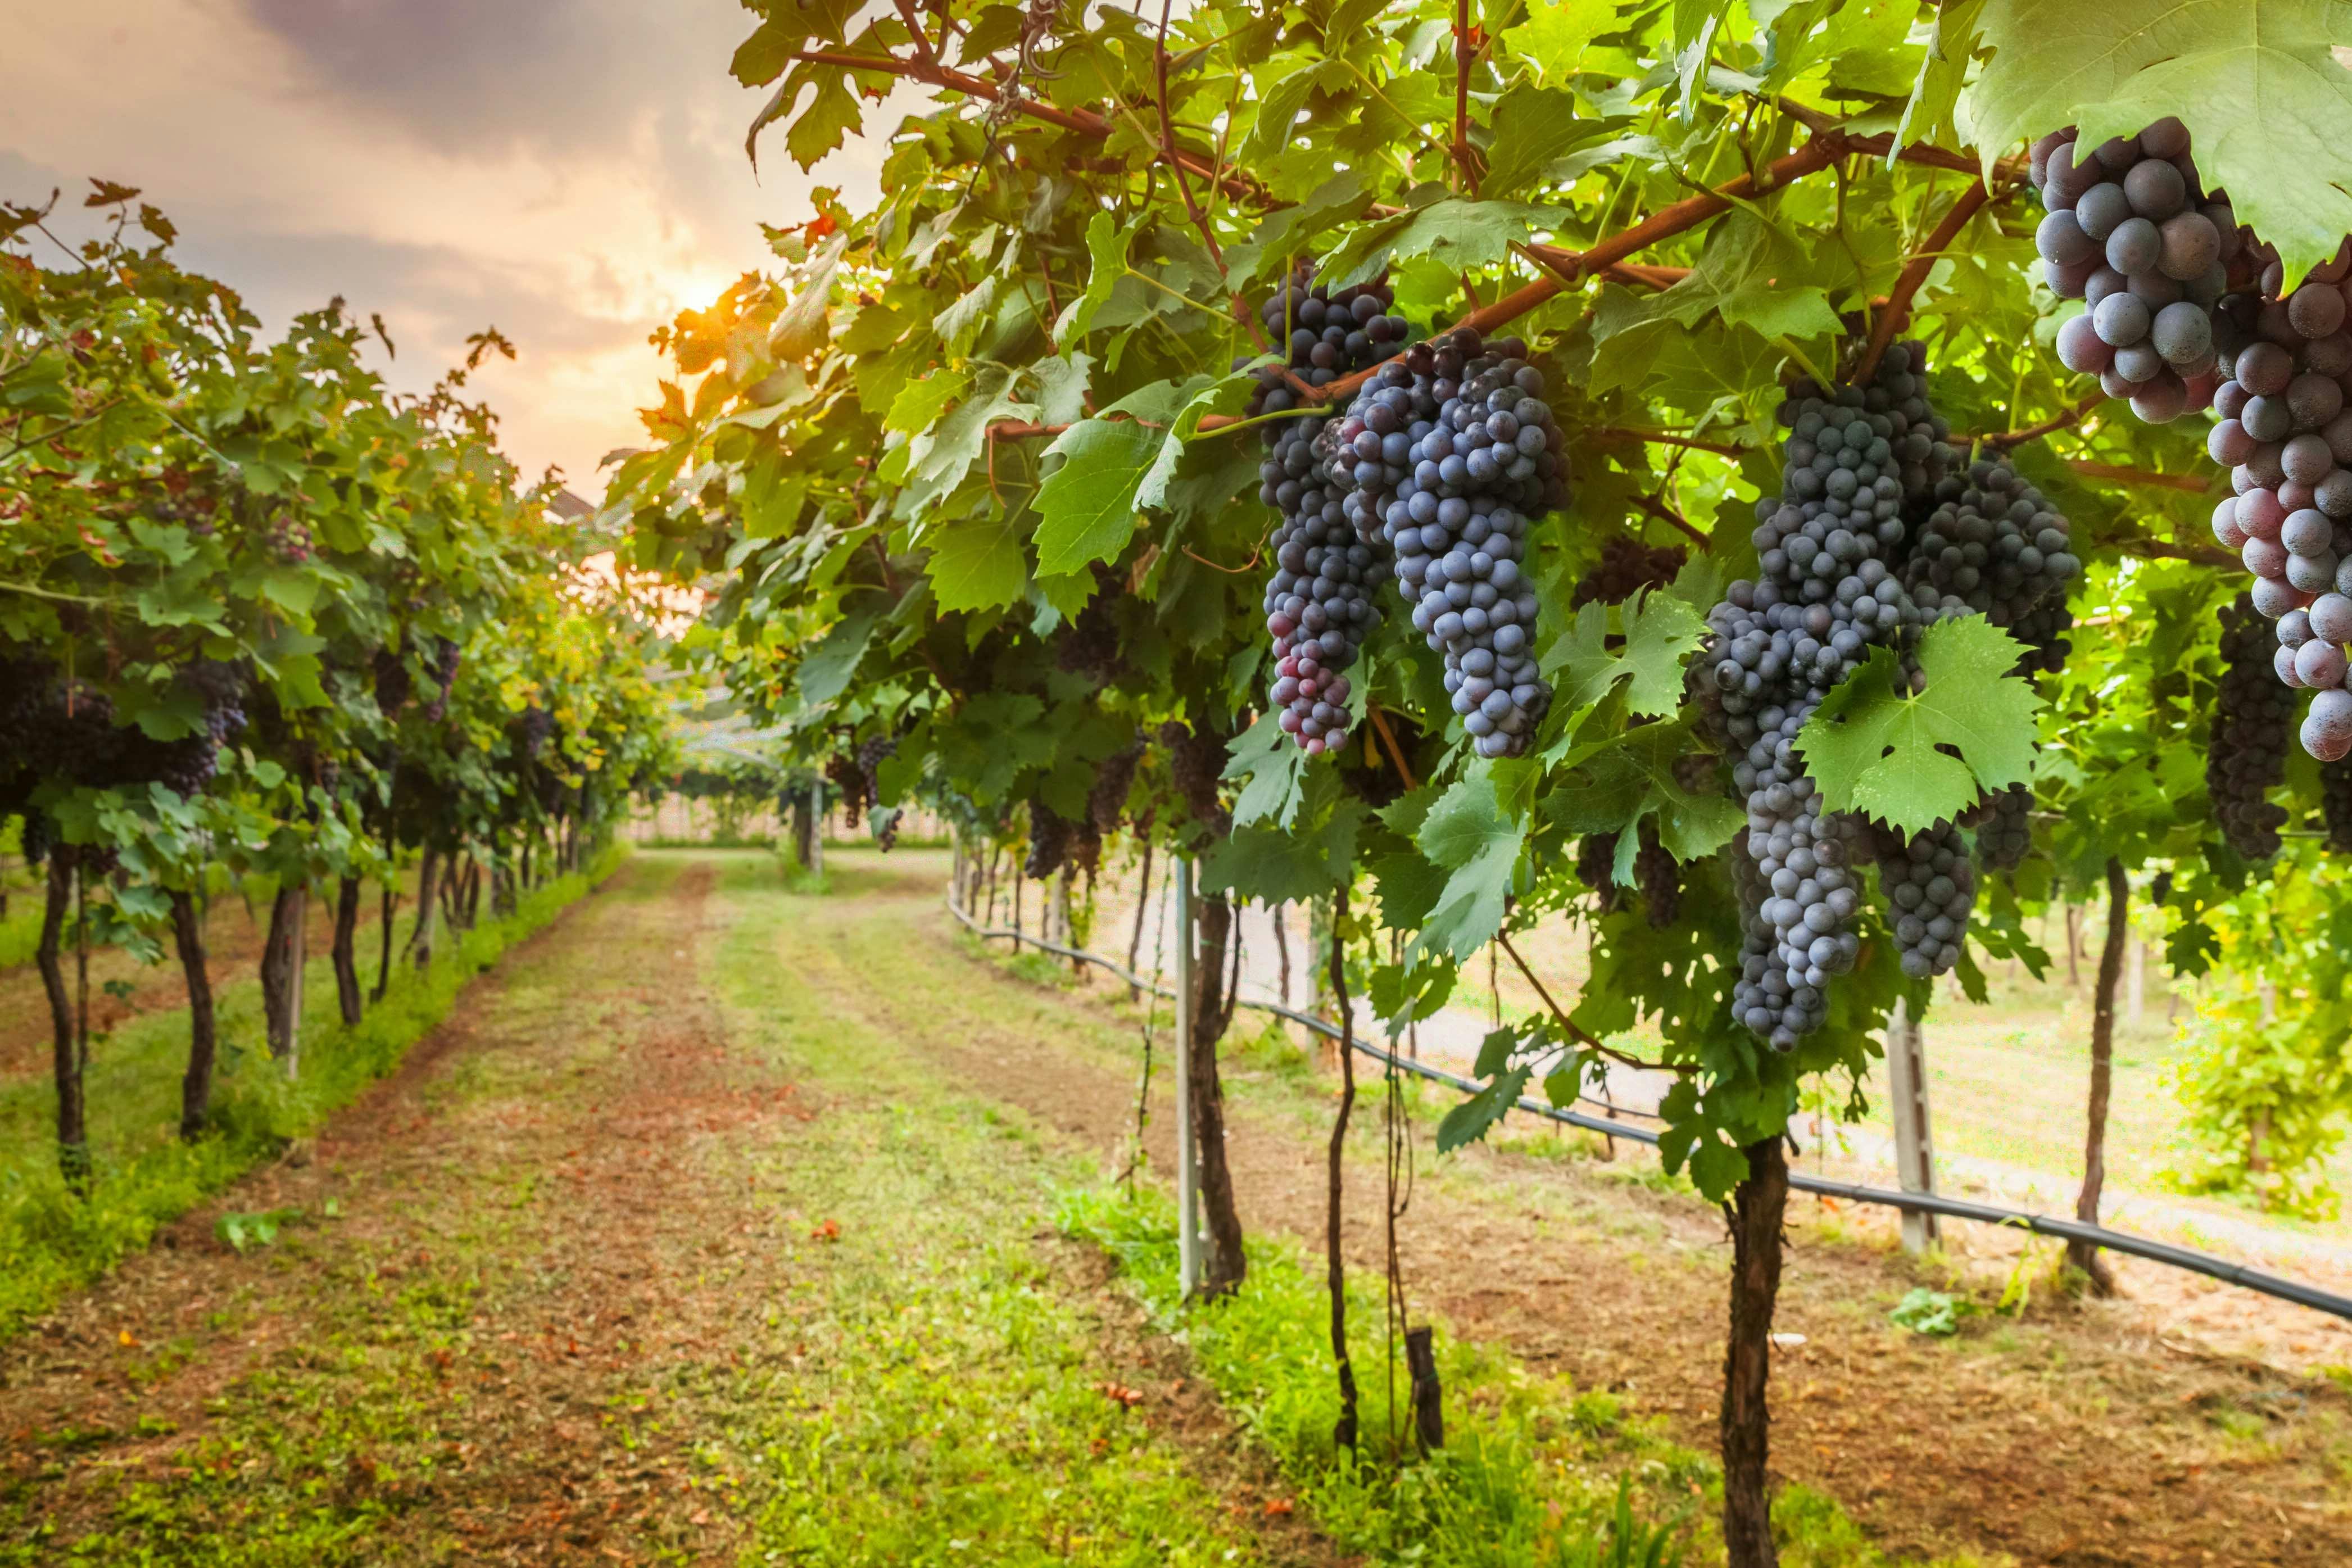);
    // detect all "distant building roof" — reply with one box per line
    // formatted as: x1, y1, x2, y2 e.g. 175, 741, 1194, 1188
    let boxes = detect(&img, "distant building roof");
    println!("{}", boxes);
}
550, 488, 593, 522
